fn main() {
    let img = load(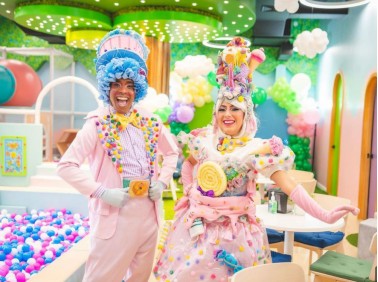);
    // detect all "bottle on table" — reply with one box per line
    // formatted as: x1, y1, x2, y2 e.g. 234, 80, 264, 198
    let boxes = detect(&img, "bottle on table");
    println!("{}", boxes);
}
268, 191, 278, 214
